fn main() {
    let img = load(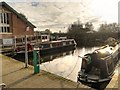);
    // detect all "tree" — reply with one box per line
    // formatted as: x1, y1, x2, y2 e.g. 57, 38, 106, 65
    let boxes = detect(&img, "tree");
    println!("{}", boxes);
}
45, 29, 52, 34
98, 23, 120, 32
67, 20, 94, 34
67, 20, 95, 46
84, 22, 94, 31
